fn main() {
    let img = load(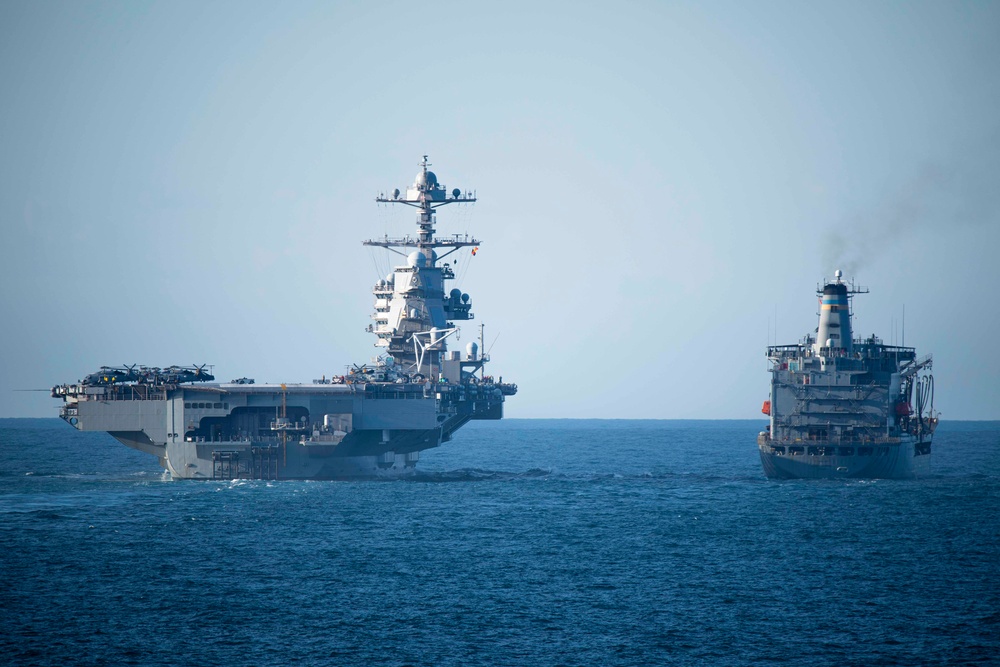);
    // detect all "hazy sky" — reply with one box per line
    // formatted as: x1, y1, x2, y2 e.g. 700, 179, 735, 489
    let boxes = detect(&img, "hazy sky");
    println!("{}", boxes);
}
2, 1, 998, 419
